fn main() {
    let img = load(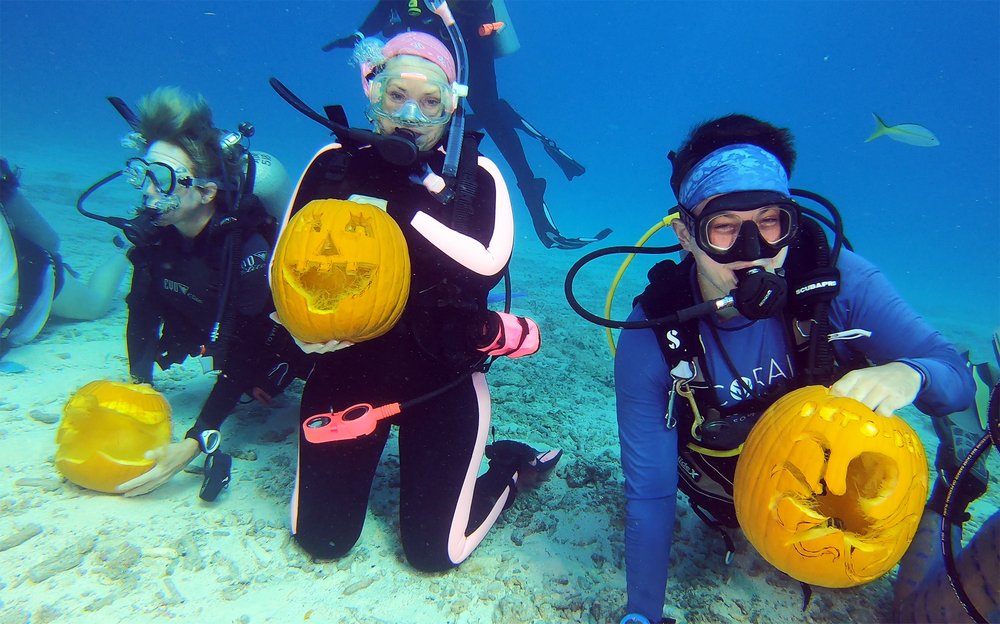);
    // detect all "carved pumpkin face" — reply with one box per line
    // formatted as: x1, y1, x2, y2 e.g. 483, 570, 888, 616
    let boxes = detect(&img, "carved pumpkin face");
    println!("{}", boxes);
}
55, 381, 172, 494
733, 385, 928, 588
271, 199, 410, 344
